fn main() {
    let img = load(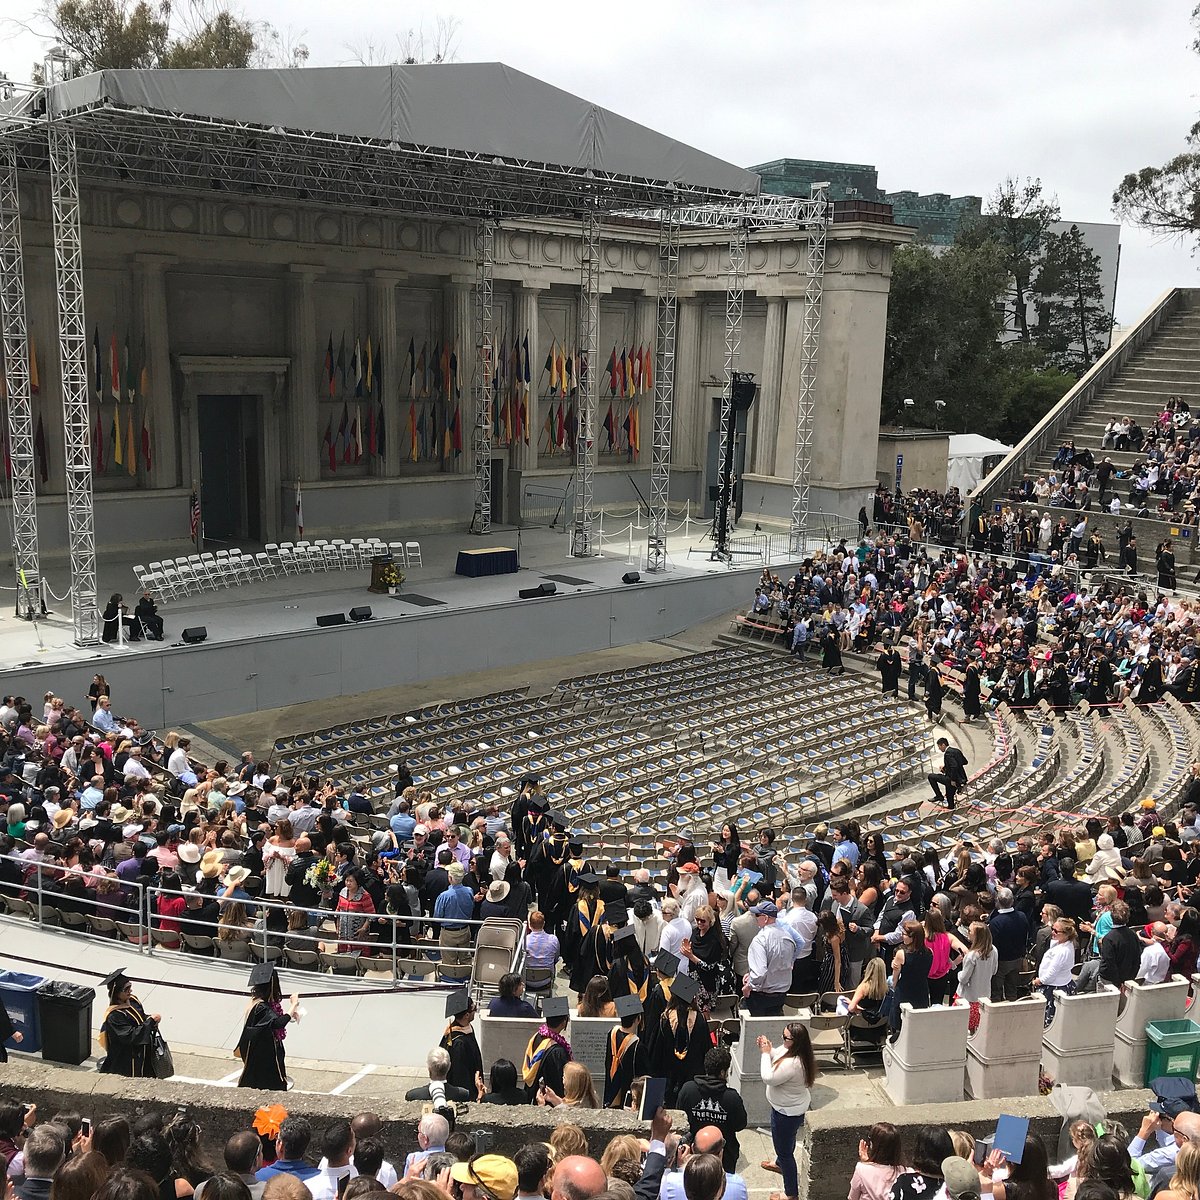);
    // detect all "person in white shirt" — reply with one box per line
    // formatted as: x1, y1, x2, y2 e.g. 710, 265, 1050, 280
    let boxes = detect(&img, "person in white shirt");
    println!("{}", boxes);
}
489, 836, 514, 883
1032, 916, 1079, 1028
313, 1122, 354, 1200
781, 888, 819, 990
659, 898, 692, 974
167, 737, 193, 778
743, 901, 798, 1015
122, 746, 151, 781
1139, 925, 1172, 985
